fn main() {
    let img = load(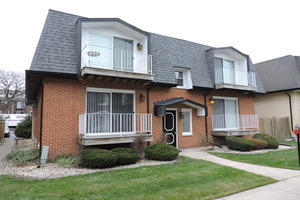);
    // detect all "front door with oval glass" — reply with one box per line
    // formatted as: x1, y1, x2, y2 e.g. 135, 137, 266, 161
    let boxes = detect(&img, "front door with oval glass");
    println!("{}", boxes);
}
163, 110, 177, 147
